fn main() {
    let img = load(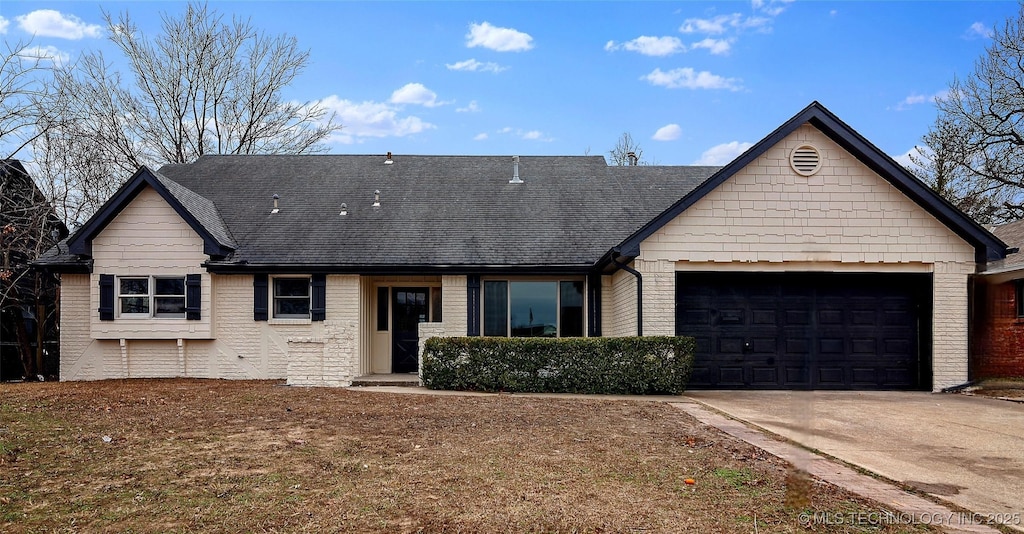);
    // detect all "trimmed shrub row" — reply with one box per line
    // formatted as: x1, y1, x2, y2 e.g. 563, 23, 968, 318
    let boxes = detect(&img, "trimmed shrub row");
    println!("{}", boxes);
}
421, 336, 695, 395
